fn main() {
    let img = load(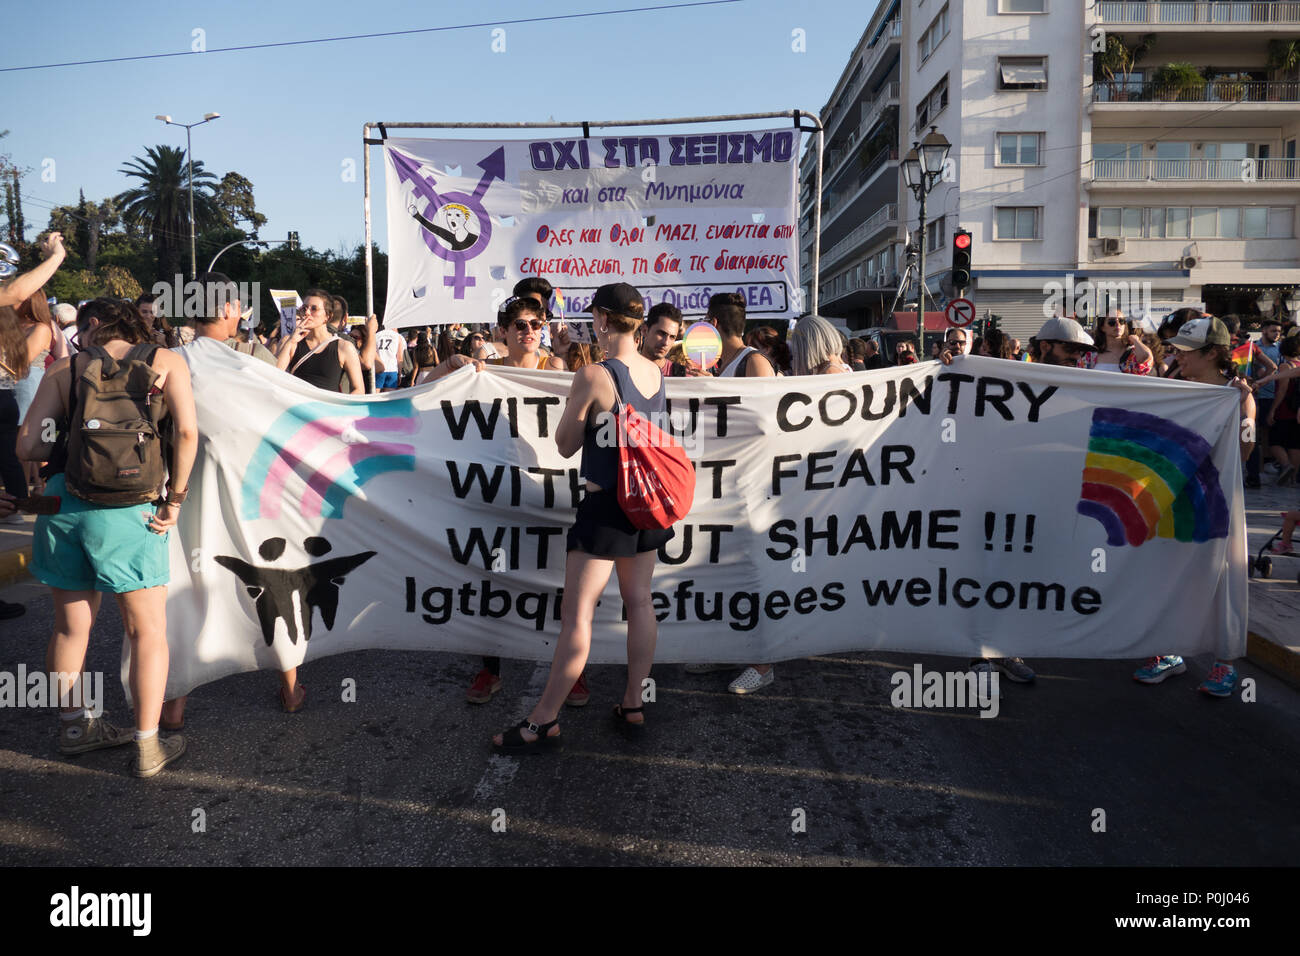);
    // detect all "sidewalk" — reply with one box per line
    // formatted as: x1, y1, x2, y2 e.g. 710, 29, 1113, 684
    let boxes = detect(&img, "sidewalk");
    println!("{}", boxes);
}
0, 512, 33, 587
1244, 479, 1300, 686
